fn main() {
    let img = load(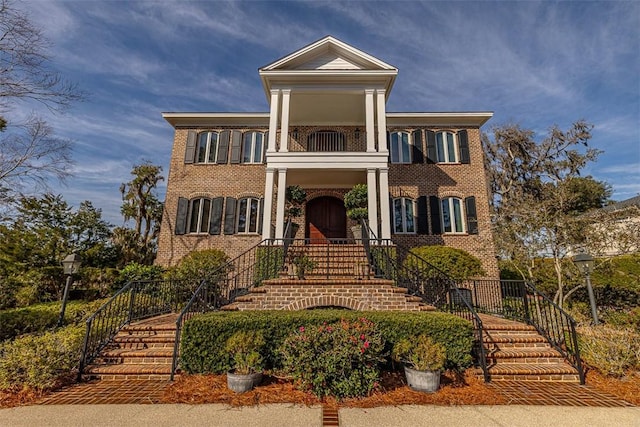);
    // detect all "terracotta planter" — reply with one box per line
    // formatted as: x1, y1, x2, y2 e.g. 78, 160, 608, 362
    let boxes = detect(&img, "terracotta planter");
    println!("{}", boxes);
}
403, 366, 441, 393
227, 371, 263, 393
